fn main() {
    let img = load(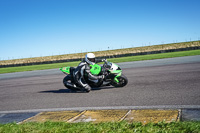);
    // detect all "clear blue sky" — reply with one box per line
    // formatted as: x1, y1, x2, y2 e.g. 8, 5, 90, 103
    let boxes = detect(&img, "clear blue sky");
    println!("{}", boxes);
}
0, 0, 200, 60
